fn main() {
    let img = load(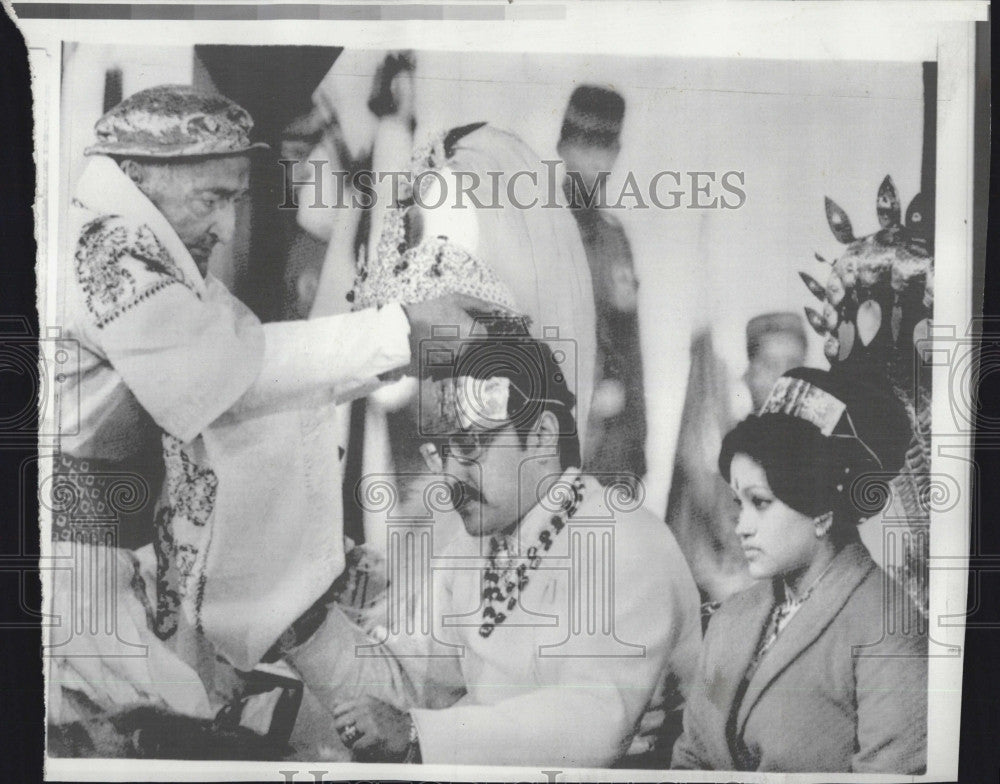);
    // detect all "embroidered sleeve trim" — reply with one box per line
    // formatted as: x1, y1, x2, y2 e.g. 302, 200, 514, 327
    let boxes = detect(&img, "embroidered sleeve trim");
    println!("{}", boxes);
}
153, 435, 218, 640
74, 215, 199, 329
